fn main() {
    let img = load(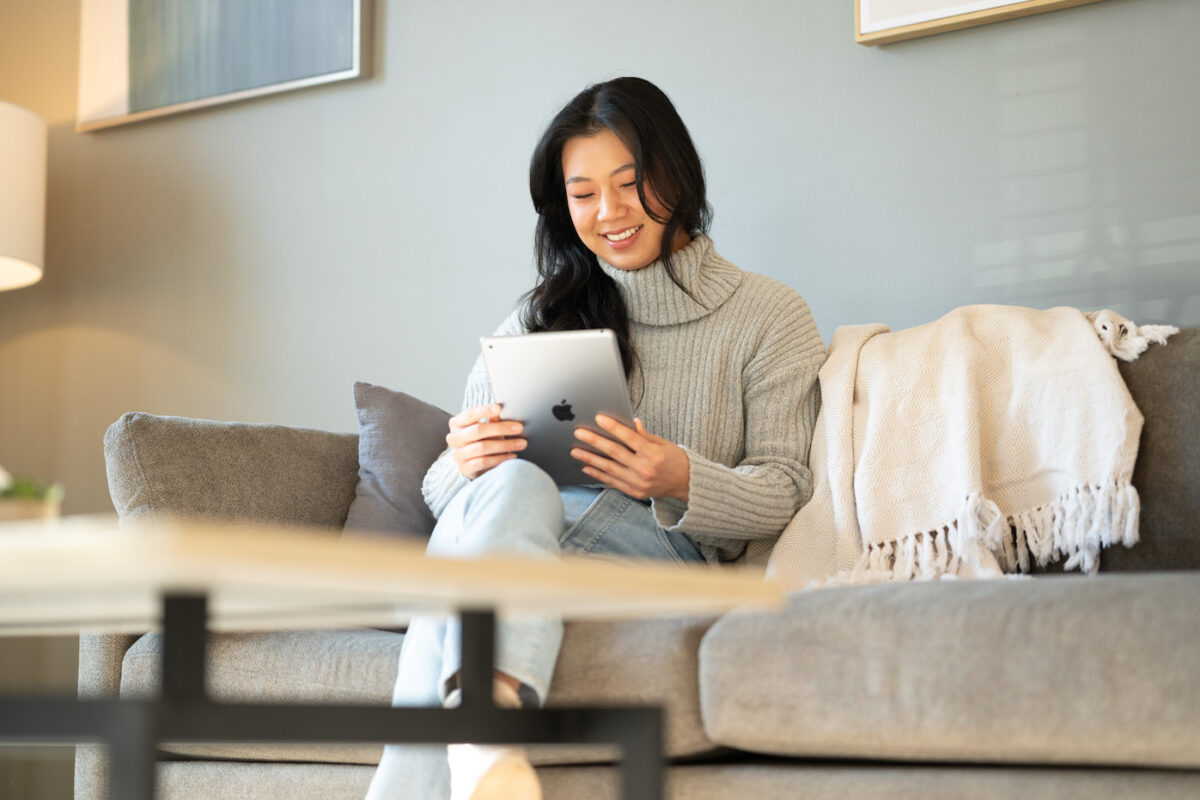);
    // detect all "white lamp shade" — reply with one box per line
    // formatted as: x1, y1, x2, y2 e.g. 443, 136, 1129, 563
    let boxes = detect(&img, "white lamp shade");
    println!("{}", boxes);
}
0, 101, 48, 291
